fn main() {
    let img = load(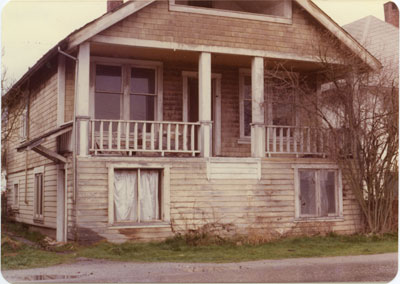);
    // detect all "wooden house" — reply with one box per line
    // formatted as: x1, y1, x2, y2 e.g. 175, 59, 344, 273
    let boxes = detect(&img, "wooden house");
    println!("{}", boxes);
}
4, 0, 381, 243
